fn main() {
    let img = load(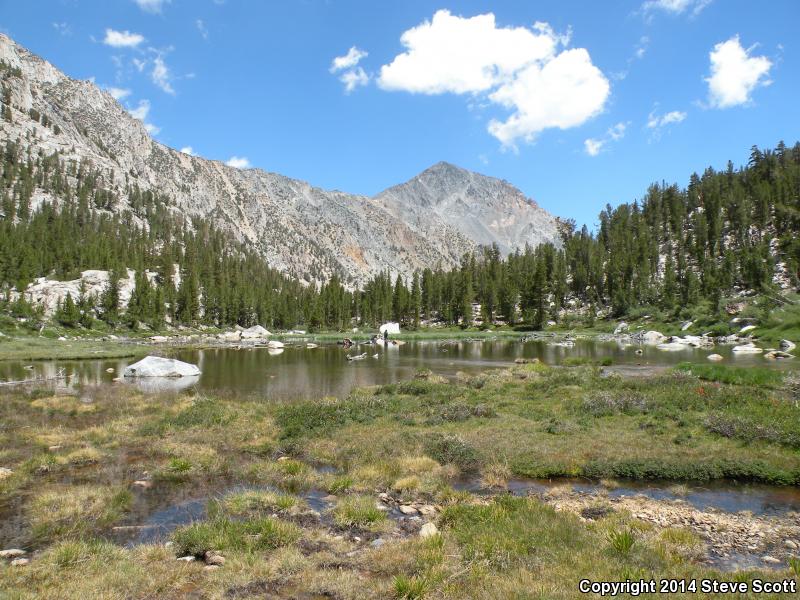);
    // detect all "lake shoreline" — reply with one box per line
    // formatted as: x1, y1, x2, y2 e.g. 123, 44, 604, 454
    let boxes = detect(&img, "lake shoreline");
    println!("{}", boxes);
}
1, 321, 789, 363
